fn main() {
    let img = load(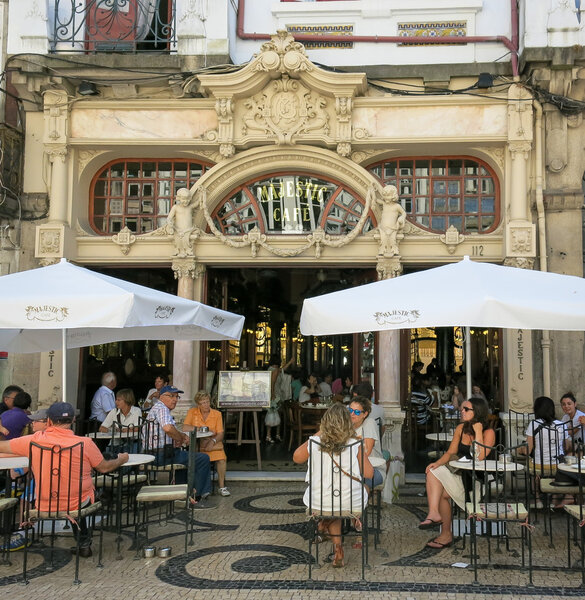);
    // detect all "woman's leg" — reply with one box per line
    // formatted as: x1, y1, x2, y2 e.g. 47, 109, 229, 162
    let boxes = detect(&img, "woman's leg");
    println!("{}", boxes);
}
422, 470, 445, 523
326, 519, 344, 567
216, 458, 227, 488
433, 489, 454, 544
